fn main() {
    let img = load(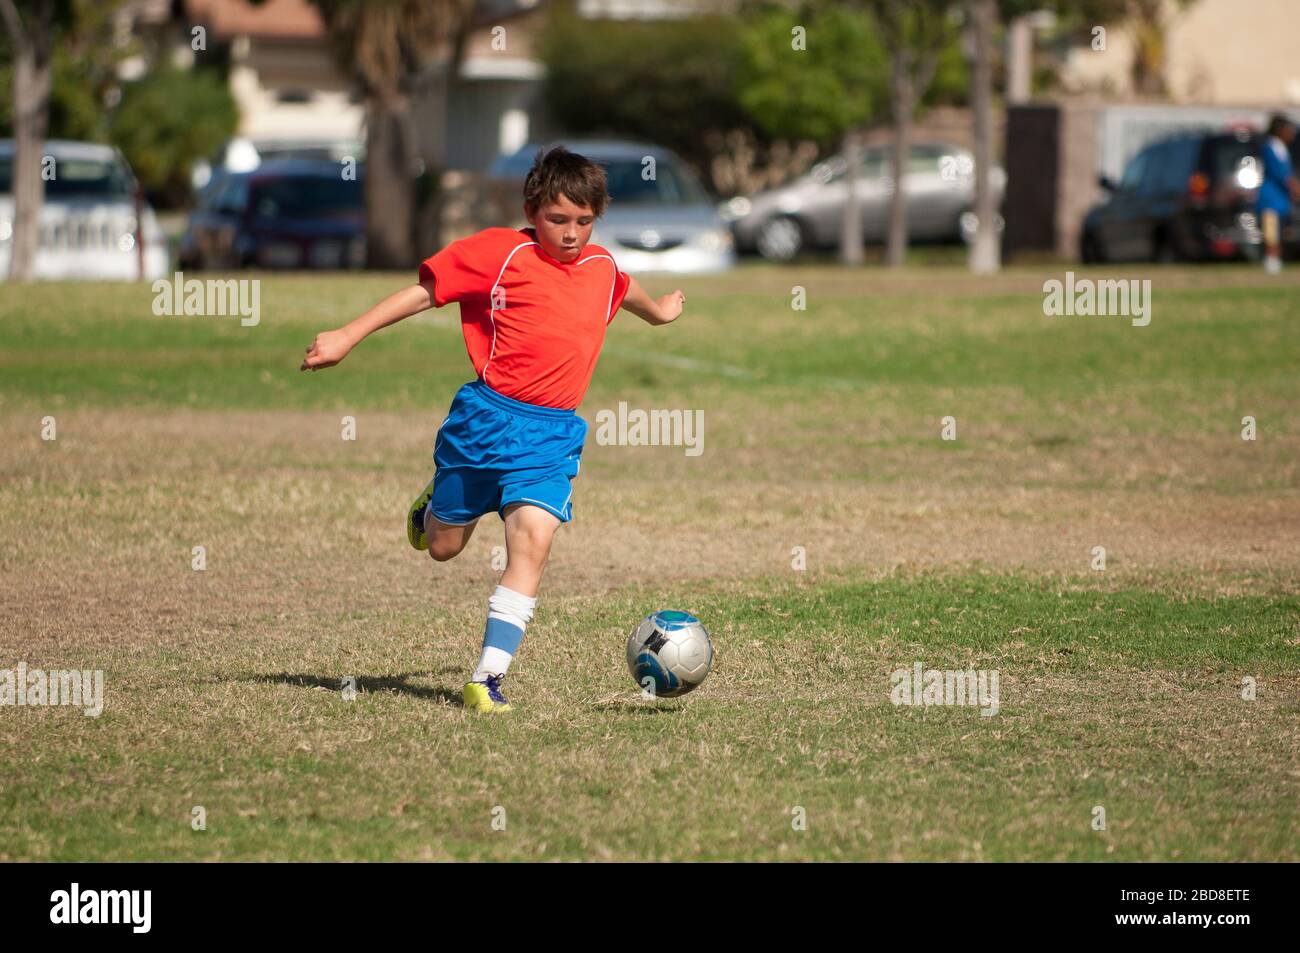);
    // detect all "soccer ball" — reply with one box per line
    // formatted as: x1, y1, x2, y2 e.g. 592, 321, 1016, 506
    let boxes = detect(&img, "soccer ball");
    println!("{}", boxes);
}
626, 610, 713, 698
